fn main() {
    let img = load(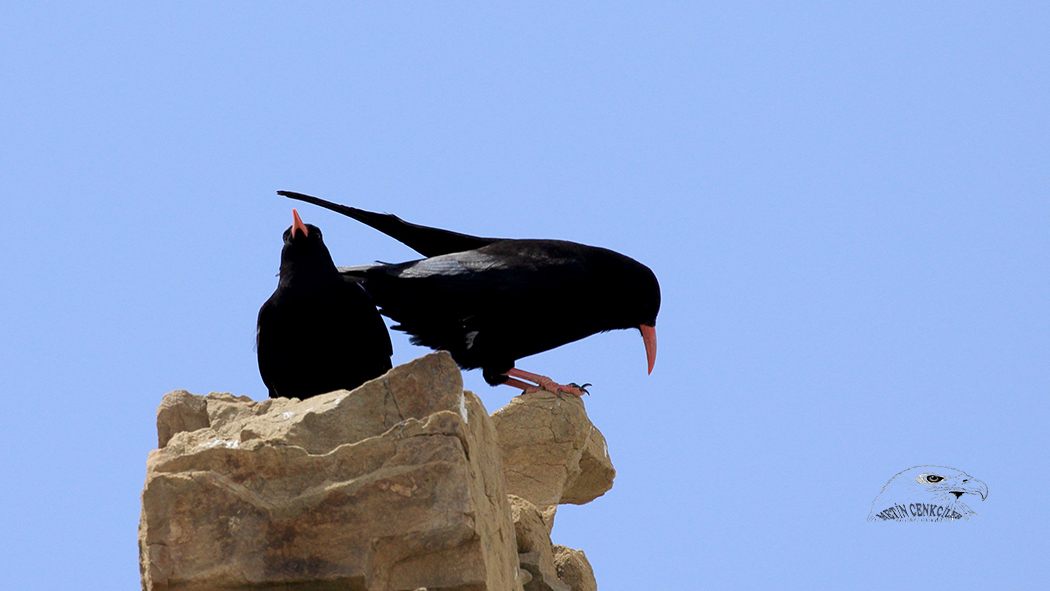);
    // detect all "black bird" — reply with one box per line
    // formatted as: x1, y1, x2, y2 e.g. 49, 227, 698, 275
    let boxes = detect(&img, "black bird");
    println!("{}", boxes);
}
257, 209, 393, 399
278, 191, 659, 397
